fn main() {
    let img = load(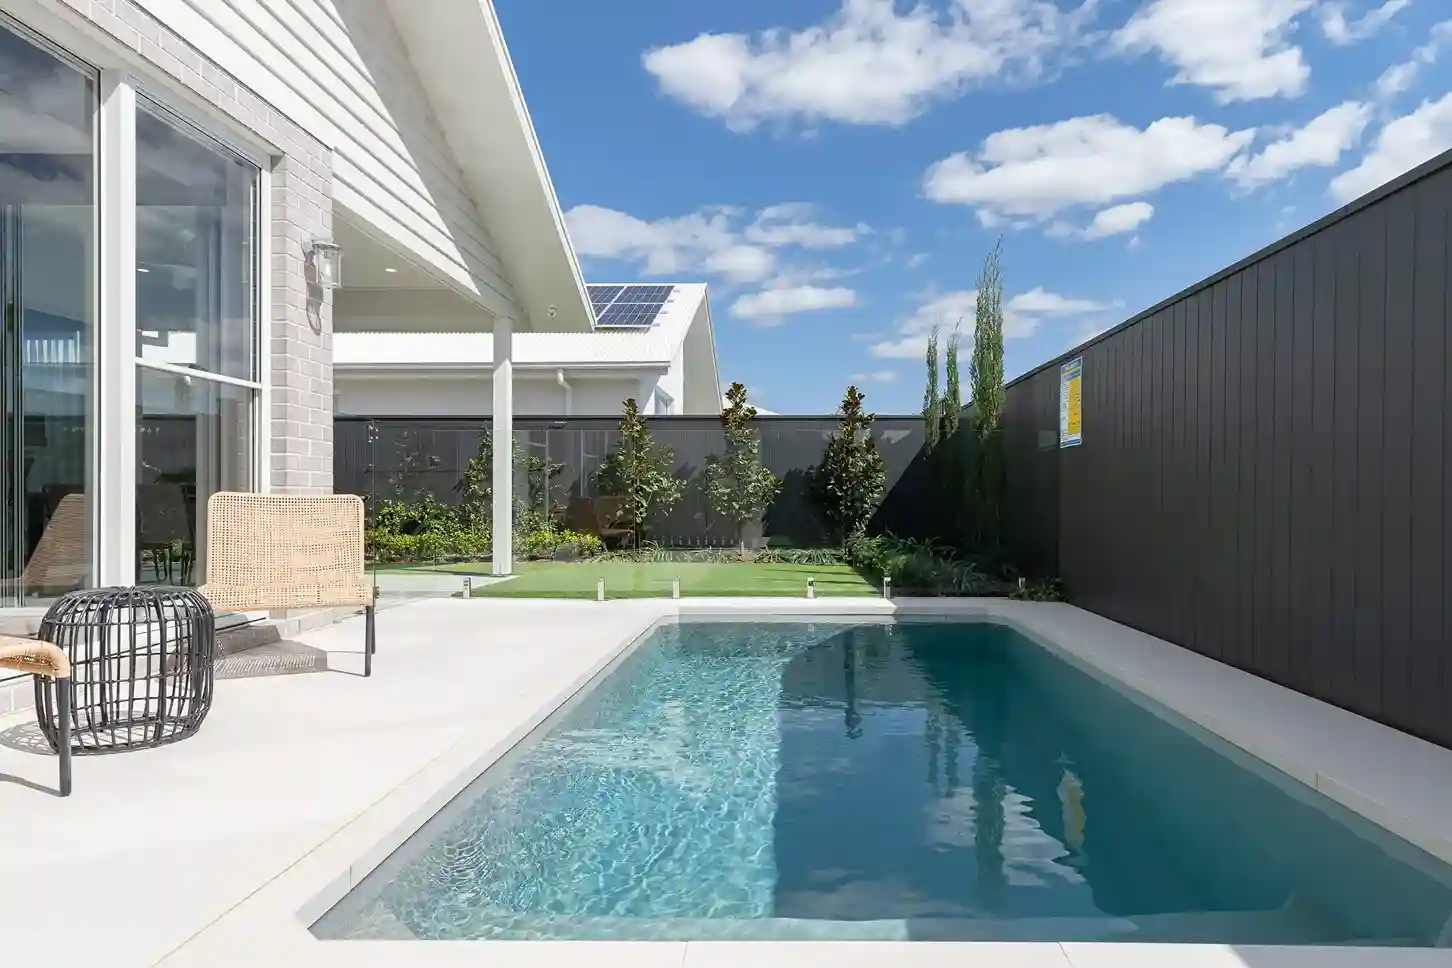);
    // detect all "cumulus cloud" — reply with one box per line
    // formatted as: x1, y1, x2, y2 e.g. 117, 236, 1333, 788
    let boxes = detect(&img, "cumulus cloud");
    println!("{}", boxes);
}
565, 202, 867, 288
869, 286, 1116, 358
1225, 100, 1373, 188
1330, 92, 1452, 203
1372, 20, 1452, 101
730, 285, 858, 324
923, 114, 1253, 223
1049, 201, 1155, 240
641, 0, 1098, 130
1321, 0, 1412, 45
1112, 0, 1315, 103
